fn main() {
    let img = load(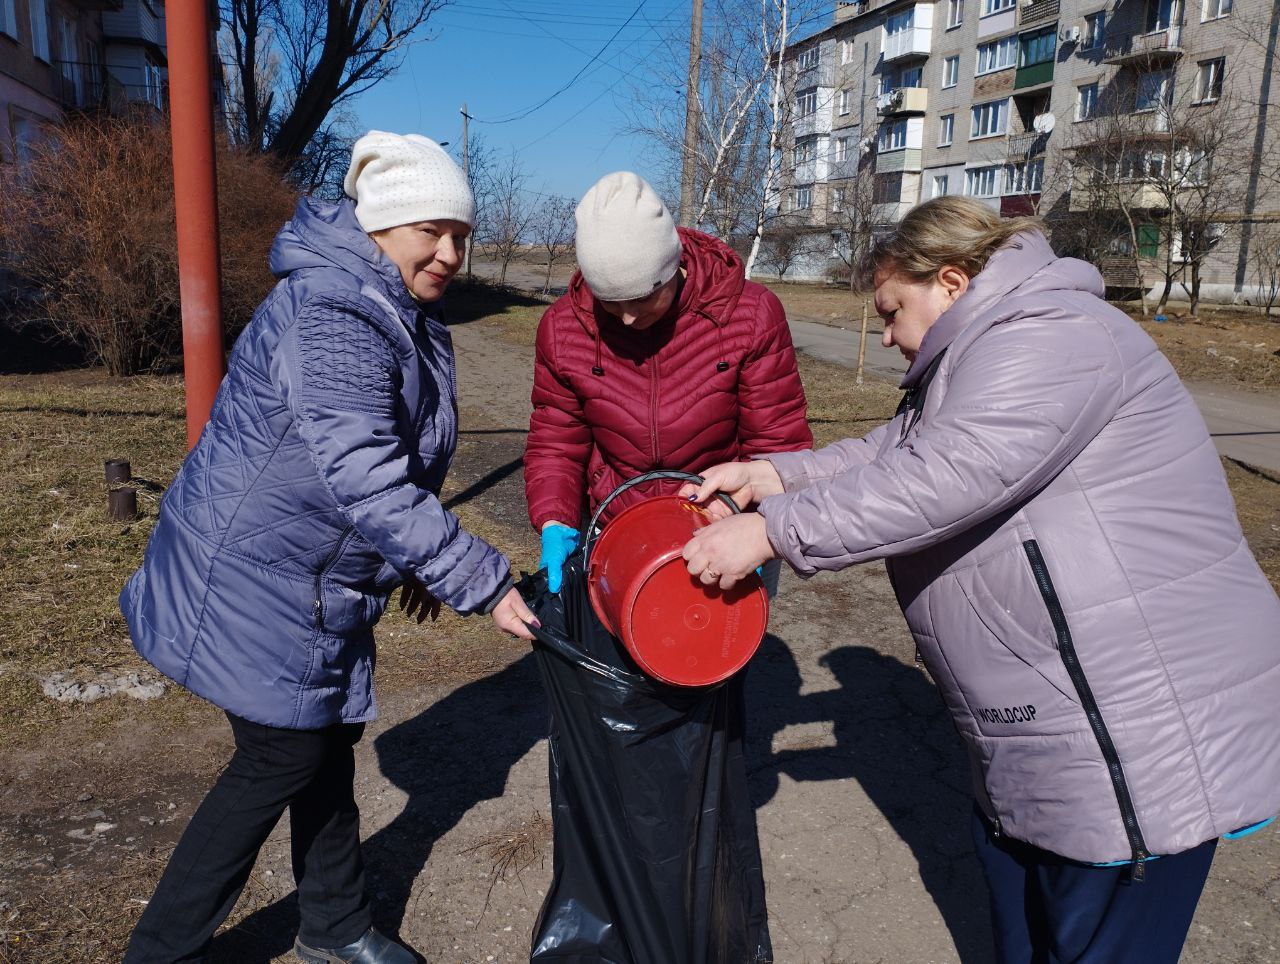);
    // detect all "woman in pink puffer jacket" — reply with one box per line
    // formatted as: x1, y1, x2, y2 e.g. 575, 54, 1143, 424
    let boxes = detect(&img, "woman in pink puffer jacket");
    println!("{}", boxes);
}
682, 197, 1280, 963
